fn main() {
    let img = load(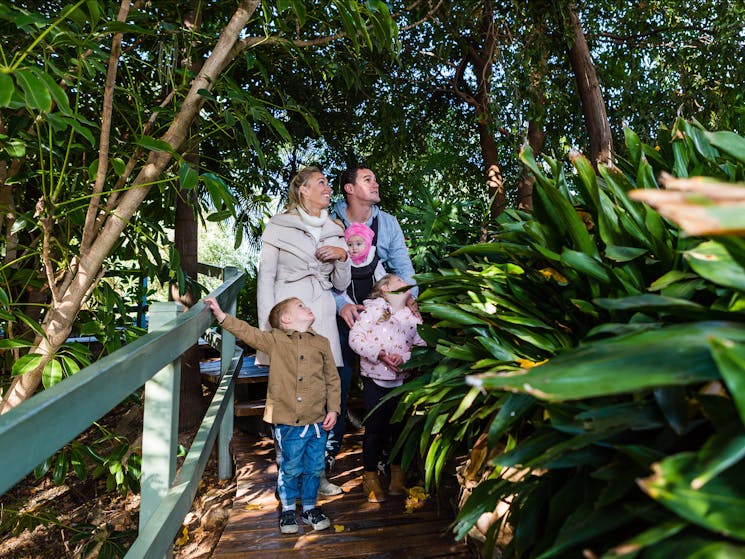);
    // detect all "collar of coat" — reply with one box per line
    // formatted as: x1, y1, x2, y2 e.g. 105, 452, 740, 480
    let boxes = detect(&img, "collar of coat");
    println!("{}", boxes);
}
270, 212, 338, 235
277, 326, 321, 338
